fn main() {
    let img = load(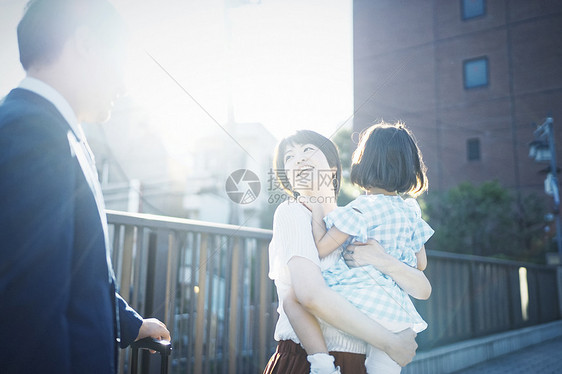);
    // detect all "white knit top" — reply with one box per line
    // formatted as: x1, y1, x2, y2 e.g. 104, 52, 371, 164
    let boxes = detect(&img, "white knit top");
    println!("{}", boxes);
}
268, 201, 367, 354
